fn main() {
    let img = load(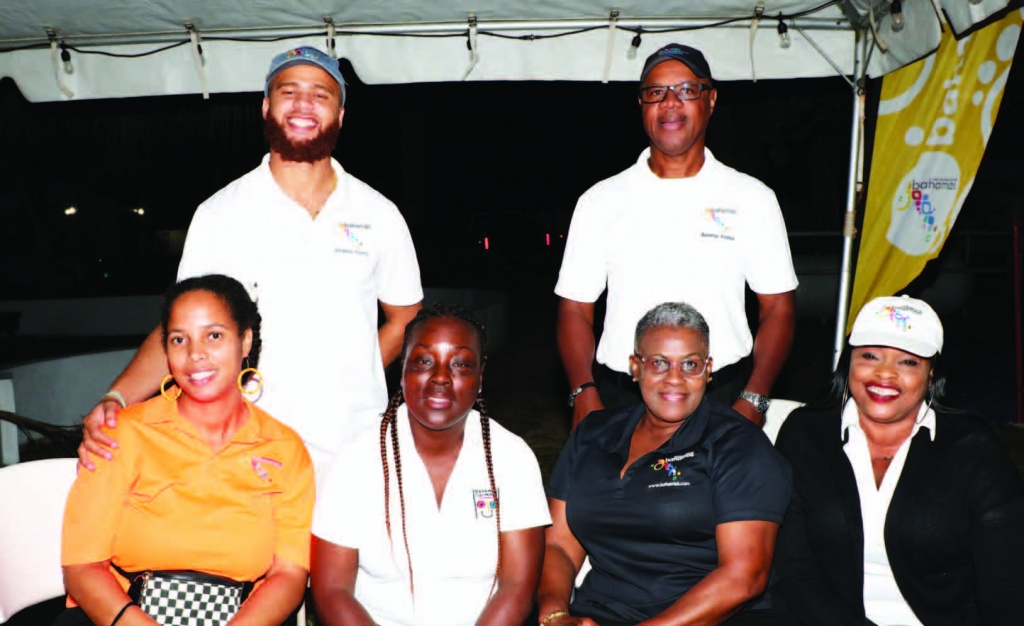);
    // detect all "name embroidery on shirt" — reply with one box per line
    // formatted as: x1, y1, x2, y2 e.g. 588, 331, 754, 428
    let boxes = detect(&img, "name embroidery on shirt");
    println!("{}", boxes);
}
251, 456, 282, 482
700, 207, 736, 240
472, 488, 498, 519
336, 222, 371, 256
648, 451, 693, 488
